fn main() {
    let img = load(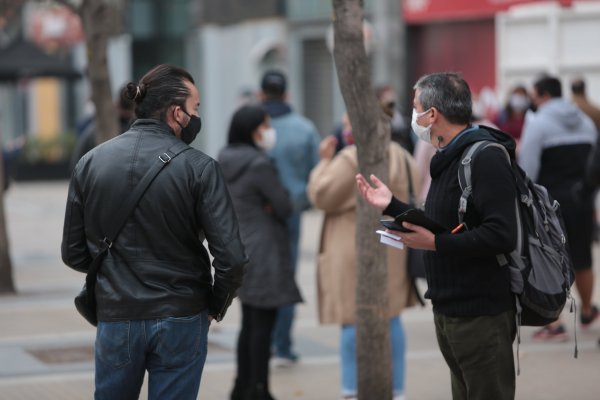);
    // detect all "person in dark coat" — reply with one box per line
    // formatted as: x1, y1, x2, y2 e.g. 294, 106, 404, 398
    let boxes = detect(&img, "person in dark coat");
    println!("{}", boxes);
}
218, 105, 303, 400
62, 64, 247, 400
357, 72, 518, 400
